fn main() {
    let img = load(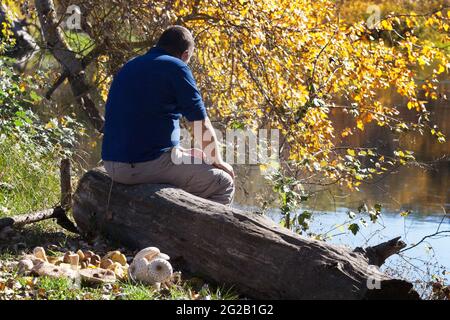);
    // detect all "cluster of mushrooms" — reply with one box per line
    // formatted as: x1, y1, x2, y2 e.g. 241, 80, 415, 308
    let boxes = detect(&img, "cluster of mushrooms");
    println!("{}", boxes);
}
17, 246, 173, 289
